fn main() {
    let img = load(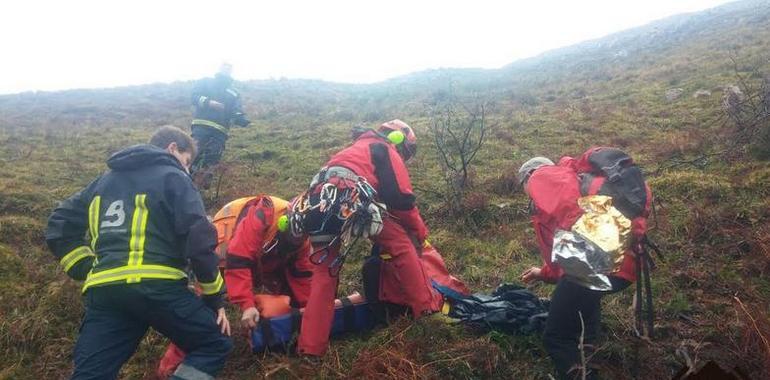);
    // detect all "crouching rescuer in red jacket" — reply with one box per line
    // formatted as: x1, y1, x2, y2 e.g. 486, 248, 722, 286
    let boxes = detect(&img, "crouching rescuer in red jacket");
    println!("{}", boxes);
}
225, 195, 313, 324
517, 148, 652, 380
158, 195, 314, 378
289, 120, 436, 357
